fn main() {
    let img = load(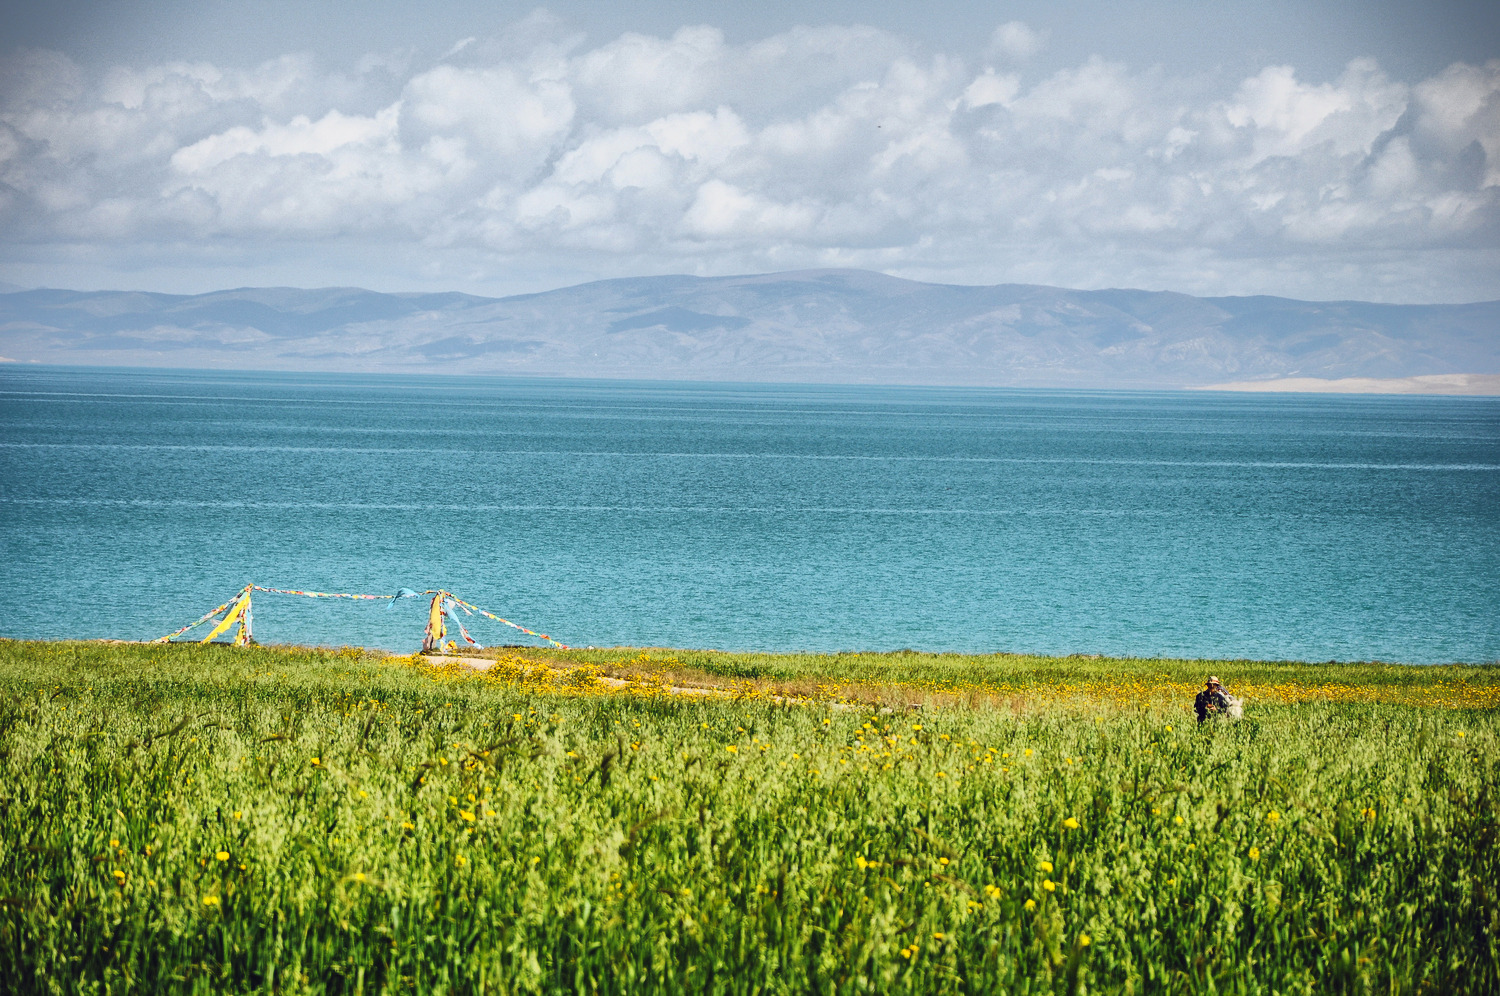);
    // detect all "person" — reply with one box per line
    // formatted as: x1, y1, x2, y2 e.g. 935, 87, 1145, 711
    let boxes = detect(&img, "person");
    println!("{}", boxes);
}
1195, 676, 1234, 723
